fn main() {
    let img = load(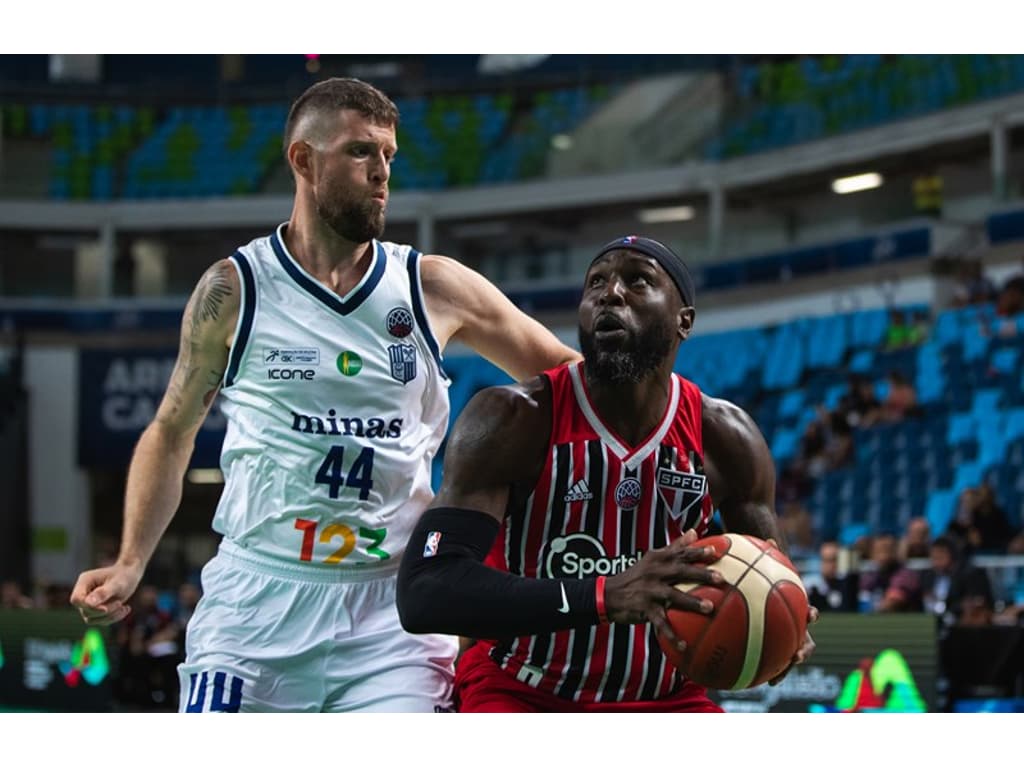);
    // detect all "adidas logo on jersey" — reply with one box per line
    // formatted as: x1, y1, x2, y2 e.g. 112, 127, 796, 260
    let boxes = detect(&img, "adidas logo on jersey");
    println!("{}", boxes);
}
563, 480, 594, 502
